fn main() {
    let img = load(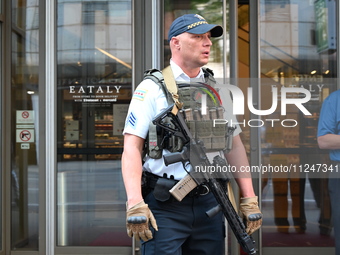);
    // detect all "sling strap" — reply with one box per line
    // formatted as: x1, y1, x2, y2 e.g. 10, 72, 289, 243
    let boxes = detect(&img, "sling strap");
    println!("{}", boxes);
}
162, 66, 183, 112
